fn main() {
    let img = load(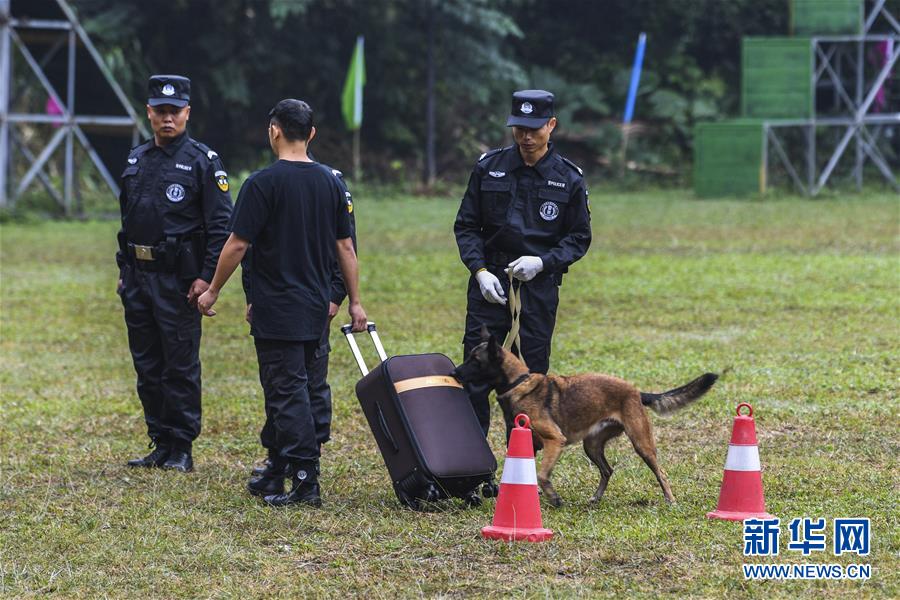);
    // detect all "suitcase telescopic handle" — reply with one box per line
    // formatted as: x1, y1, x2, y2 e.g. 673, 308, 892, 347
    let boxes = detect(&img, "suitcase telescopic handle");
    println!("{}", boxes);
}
341, 321, 388, 376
